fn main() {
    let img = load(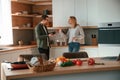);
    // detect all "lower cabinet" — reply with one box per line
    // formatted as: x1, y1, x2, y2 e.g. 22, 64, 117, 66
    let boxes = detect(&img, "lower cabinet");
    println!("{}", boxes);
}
0, 47, 39, 78
50, 46, 98, 58
0, 48, 39, 63
98, 46, 120, 57
80, 47, 98, 58
50, 47, 68, 58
